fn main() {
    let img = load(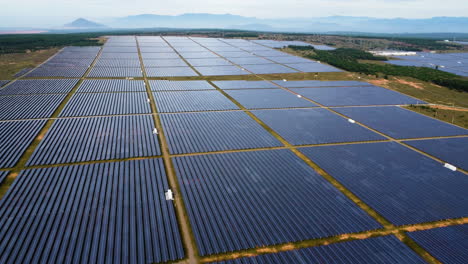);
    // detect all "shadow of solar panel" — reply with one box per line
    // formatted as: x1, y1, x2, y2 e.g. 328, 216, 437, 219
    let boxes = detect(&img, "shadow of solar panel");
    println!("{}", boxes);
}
28, 115, 160, 165
99, 53, 140, 59
408, 224, 468, 264
0, 79, 78, 95
0, 80, 10, 88
335, 106, 468, 139
0, 159, 184, 263
94, 59, 141, 67
60, 93, 151, 117
226, 89, 317, 109
141, 53, 180, 59
286, 63, 342, 72
88, 67, 143, 77
145, 67, 198, 77
291, 86, 425, 106
242, 64, 298, 74
229, 57, 274, 65
253, 108, 384, 145
274, 80, 374, 88
149, 80, 214, 91
0, 94, 66, 120
404, 137, 468, 171
174, 150, 381, 255
212, 80, 278, 89
178, 52, 220, 59
185, 58, 233, 66
211, 236, 425, 264
153, 90, 239, 112
0, 120, 46, 168
77, 79, 146, 93
26, 67, 88, 77
161, 112, 281, 154
143, 59, 188, 67
300, 142, 468, 225
195, 66, 249, 76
